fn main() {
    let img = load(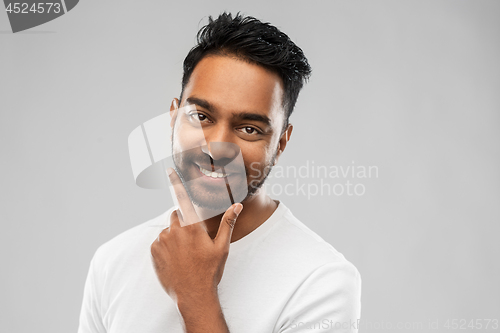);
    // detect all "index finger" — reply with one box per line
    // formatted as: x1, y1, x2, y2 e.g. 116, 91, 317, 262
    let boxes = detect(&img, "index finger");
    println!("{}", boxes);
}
167, 167, 201, 227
